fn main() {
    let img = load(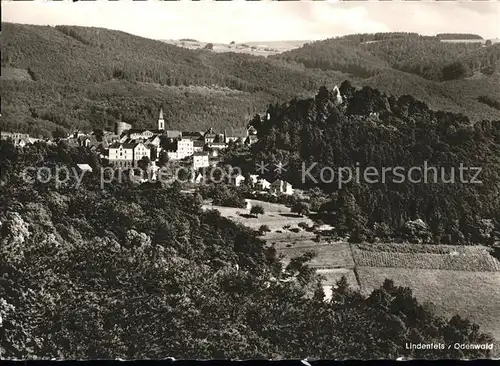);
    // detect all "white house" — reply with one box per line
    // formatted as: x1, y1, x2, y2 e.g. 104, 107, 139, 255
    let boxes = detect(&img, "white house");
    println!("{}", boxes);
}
108, 142, 150, 167
255, 178, 271, 191
203, 128, 217, 144
133, 142, 151, 162
270, 179, 294, 195
177, 138, 194, 159
167, 151, 179, 160
193, 152, 210, 170
76, 164, 93, 173
108, 142, 135, 168
230, 173, 246, 187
